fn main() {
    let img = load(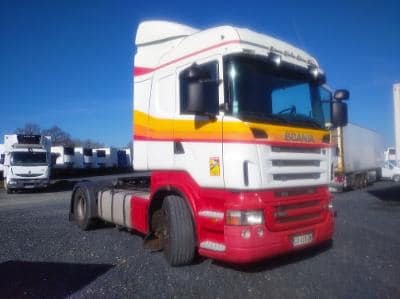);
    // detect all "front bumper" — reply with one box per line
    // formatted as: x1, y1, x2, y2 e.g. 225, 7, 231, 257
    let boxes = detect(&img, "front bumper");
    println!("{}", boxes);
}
199, 212, 334, 264
7, 178, 49, 189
